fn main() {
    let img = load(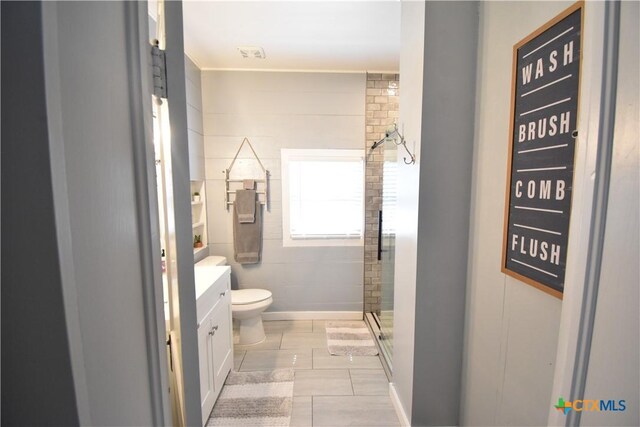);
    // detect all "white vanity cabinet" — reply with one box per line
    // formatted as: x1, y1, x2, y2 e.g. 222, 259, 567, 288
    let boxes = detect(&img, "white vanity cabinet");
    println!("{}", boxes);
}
195, 265, 233, 426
